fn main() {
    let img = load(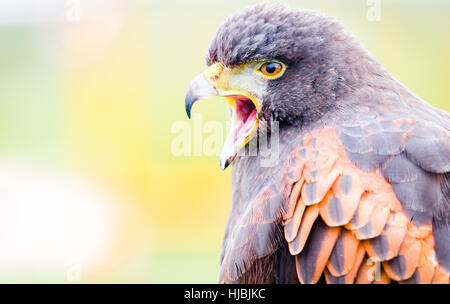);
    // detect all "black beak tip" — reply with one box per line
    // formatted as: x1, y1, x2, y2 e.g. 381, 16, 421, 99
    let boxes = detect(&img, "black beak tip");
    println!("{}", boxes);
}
220, 158, 230, 170
185, 105, 192, 119
185, 91, 198, 119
